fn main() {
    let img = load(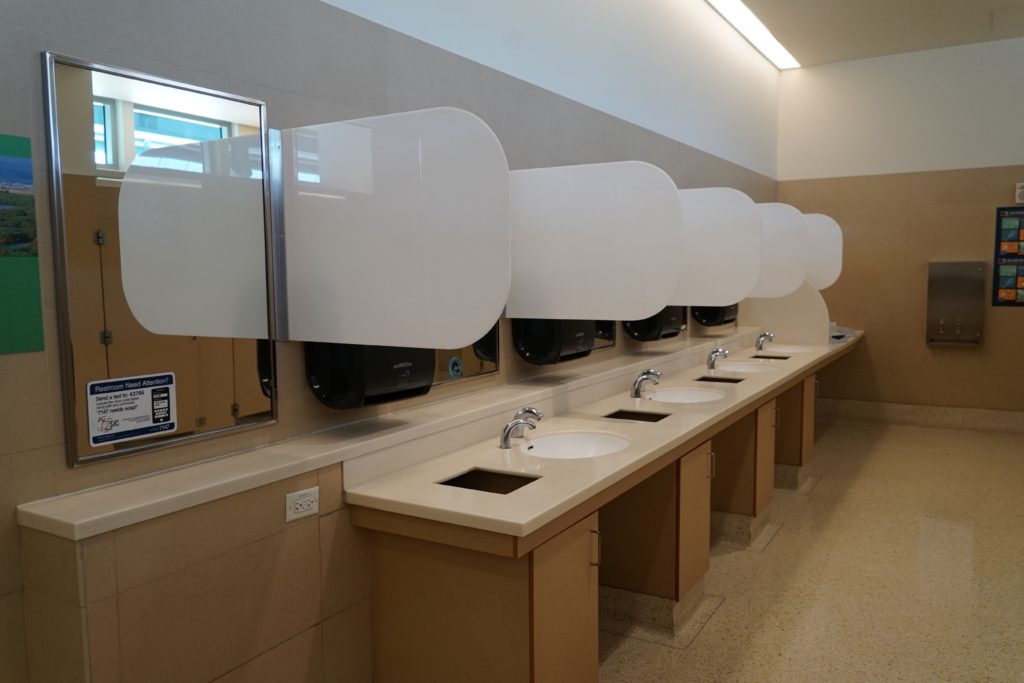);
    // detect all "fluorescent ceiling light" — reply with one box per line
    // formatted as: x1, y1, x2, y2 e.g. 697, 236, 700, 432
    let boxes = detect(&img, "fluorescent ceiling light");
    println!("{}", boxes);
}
706, 0, 800, 70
